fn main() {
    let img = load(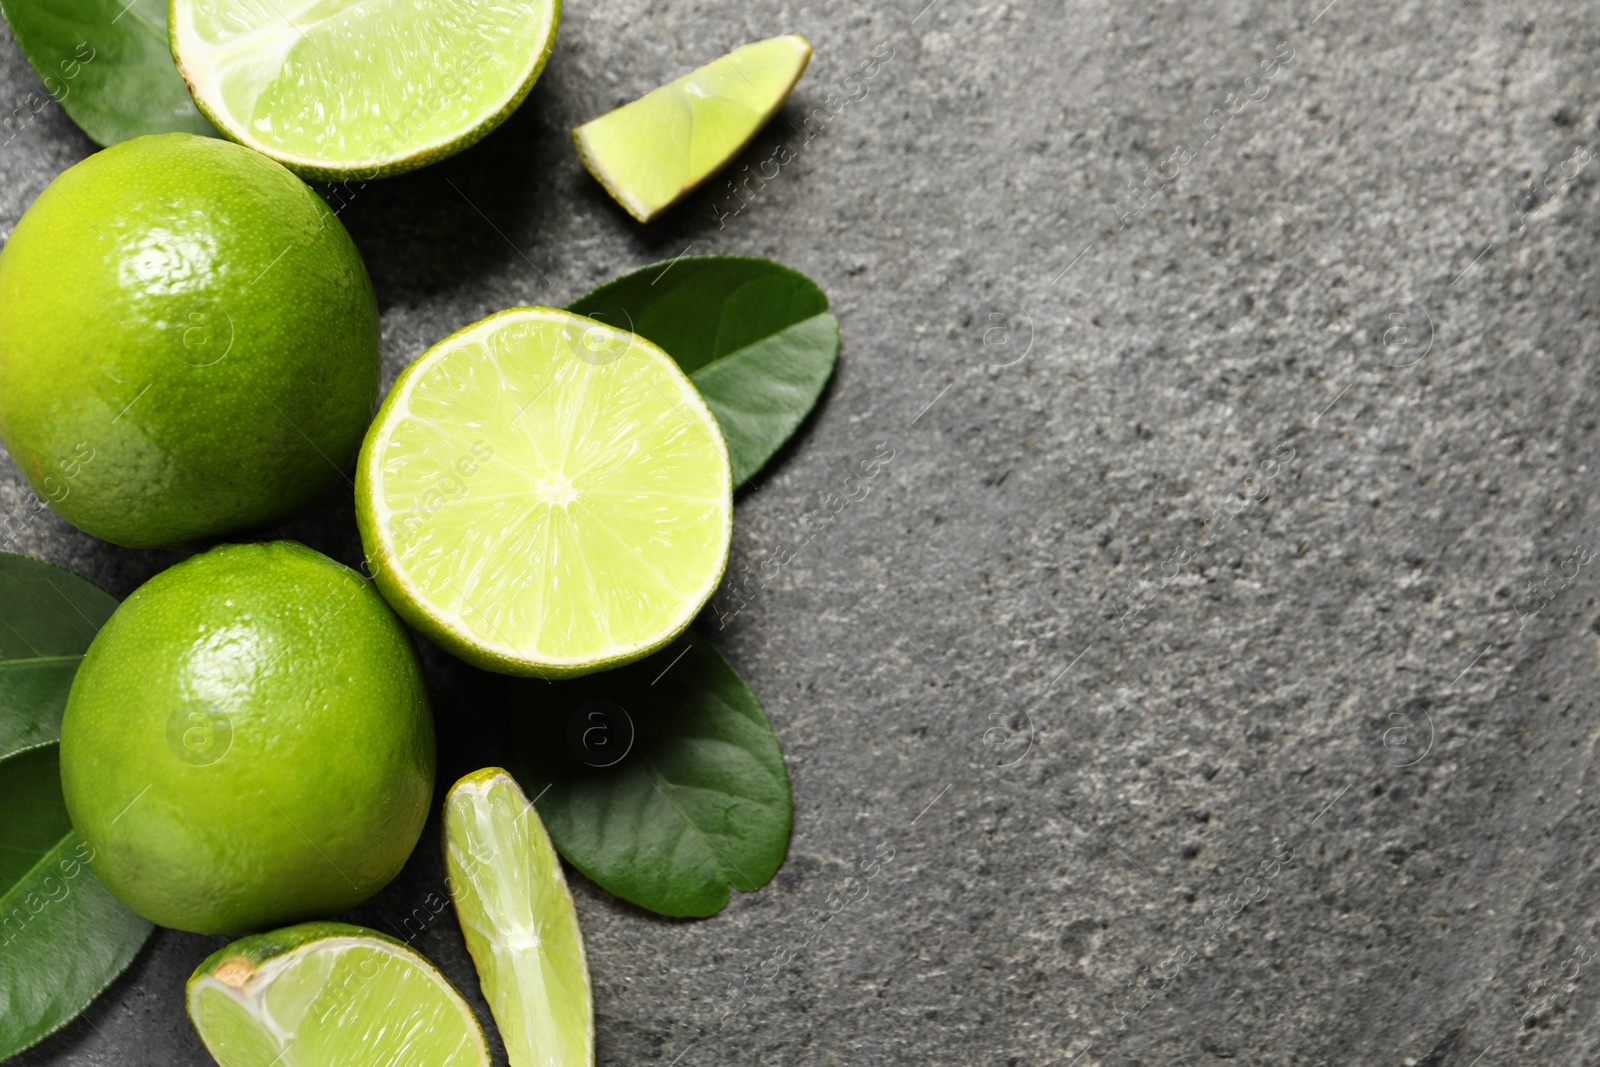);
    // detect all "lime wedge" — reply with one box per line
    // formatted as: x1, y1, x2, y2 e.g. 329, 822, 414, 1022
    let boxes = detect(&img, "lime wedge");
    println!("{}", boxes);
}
445, 768, 592, 1067
186, 922, 490, 1067
573, 34, 812, 222
170, 0, 561, 179
355, 307, 732, 678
